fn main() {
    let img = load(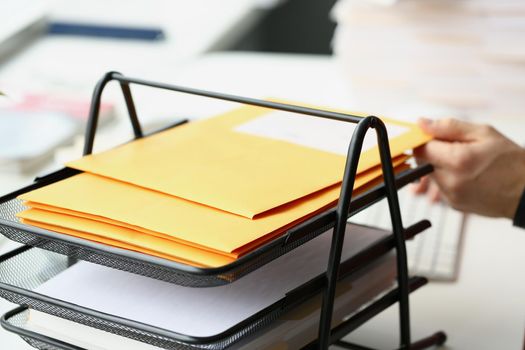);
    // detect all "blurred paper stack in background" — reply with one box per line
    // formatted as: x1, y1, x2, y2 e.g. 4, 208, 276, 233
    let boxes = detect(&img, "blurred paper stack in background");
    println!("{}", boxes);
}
331, 0, 525, 121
